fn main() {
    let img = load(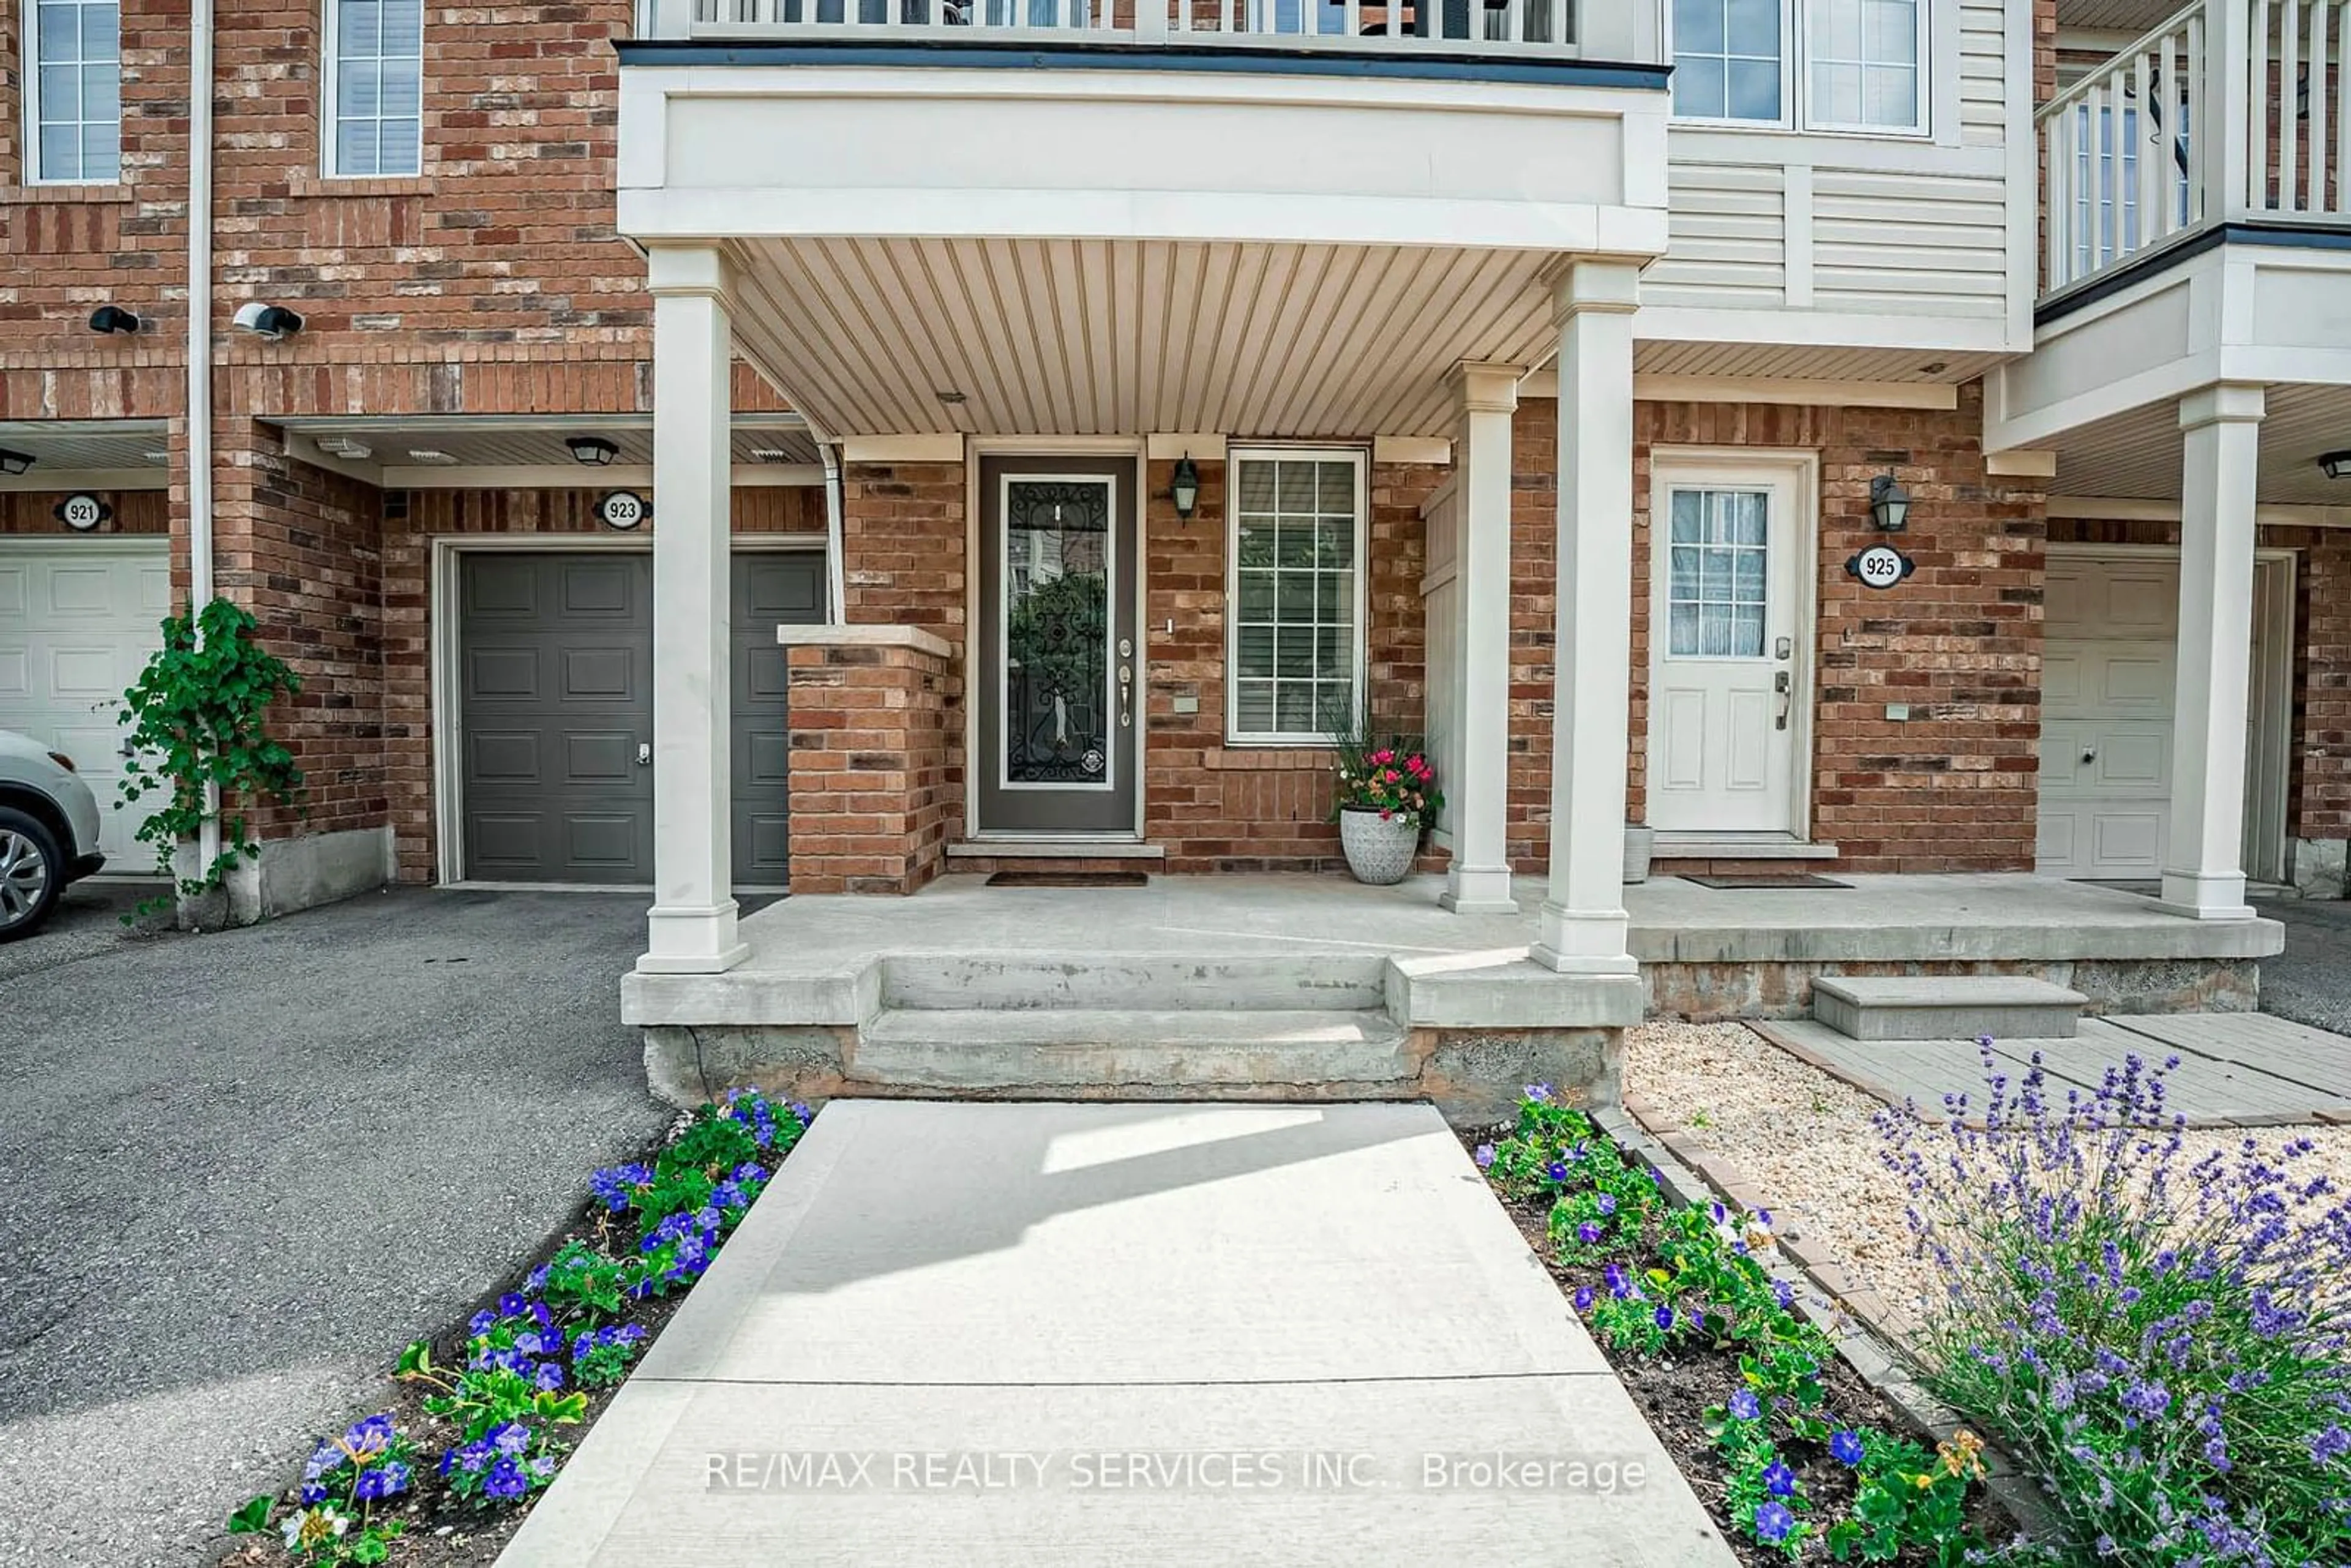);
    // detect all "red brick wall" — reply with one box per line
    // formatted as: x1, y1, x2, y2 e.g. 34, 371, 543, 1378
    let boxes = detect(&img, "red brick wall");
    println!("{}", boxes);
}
213, 421, 387, 841
785, 640, 955, 894
1508, 388, 2048, 876
1139, 455, 1437, 873
2290, 529, 2351, 842
0, 489, 168, 535
380, 483, 826, 882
